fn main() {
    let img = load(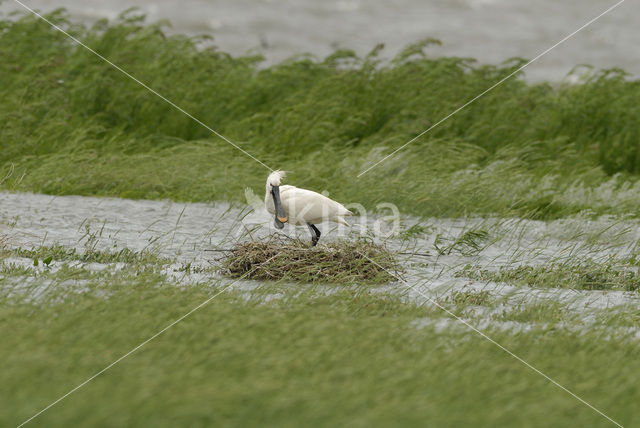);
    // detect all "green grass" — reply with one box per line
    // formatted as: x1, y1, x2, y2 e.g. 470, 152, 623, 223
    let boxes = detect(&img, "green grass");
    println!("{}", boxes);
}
1, 9, 640, 218
2, 236, 639, 427
2, 243, 169, 266
442, 288, 493, 307
1, 271, 638, 427
457, 261, 640, 292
